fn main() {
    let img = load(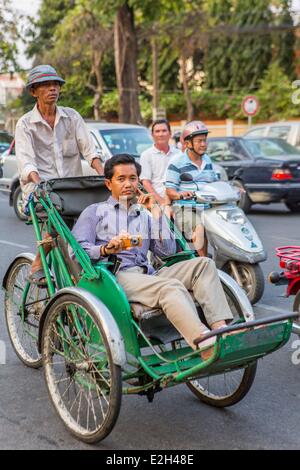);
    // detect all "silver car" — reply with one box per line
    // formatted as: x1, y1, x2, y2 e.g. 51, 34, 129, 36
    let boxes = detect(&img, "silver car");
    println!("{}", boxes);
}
0, 122, 152, 219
